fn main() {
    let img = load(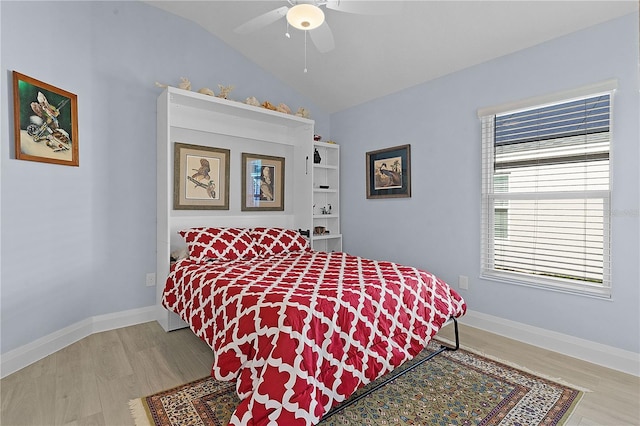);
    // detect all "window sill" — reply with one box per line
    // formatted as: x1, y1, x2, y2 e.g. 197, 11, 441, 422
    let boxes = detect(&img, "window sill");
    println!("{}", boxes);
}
480, 270, 612, 300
